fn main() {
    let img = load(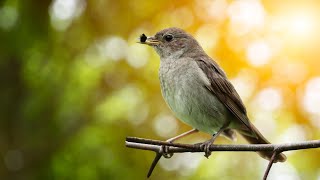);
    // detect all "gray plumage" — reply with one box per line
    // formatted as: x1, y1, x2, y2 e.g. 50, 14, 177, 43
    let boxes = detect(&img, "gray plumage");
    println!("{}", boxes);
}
142, 27, 286, 162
